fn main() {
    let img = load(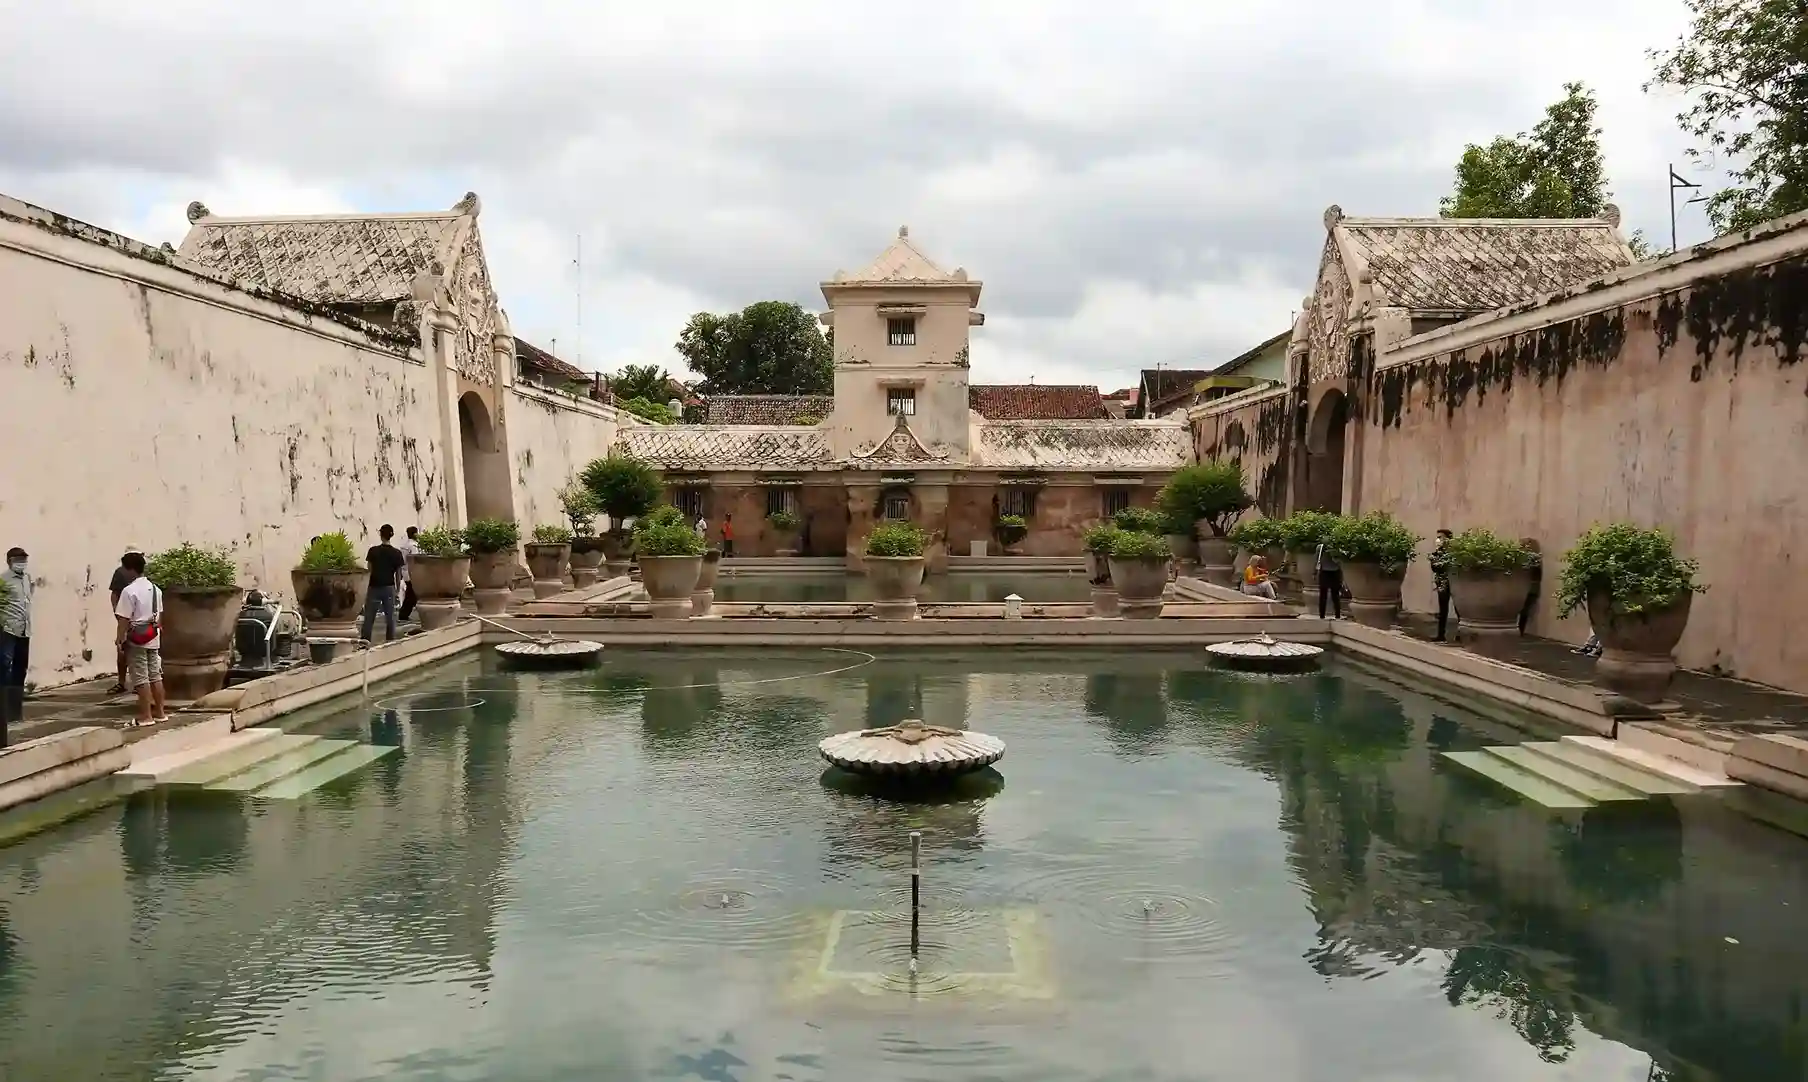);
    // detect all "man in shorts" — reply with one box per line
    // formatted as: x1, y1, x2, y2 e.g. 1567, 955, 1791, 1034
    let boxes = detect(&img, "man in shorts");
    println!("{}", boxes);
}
114, 551, 167, 728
